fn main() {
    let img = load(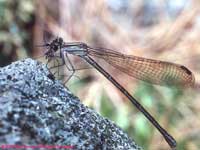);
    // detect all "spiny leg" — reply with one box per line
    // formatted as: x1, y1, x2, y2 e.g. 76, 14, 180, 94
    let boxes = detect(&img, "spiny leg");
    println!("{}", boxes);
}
45, 57, 59, 76
46, 52, 76, 85
46, 53, 92, 86
60, 54, 93, 85
62, 52, 76, 85
47, 55, 71, 77
48, 54, 92, 72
